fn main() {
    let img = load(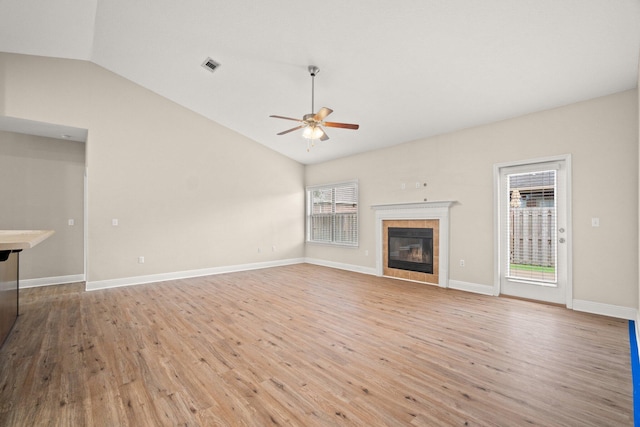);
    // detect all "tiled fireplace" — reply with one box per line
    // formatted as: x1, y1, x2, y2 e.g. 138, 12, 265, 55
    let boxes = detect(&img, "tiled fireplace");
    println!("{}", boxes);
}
372, 201, 454, 287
